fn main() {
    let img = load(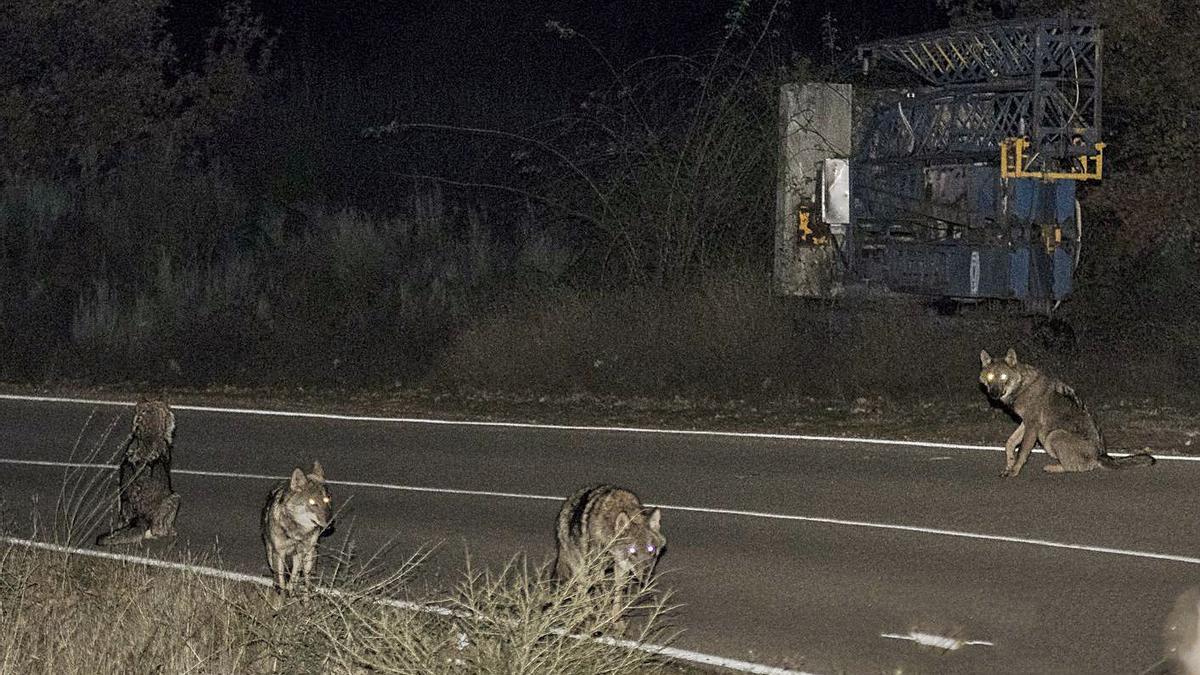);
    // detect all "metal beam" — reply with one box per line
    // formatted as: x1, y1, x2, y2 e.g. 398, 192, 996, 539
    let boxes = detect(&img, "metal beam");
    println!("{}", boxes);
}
856, 80, 1100, 162
858, 17, 1100, 87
